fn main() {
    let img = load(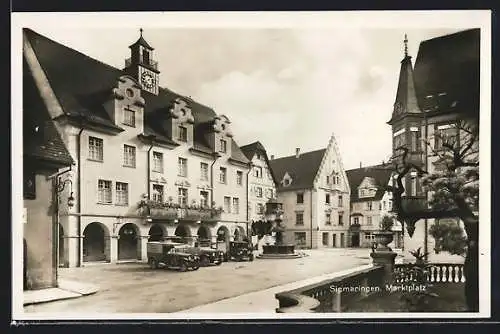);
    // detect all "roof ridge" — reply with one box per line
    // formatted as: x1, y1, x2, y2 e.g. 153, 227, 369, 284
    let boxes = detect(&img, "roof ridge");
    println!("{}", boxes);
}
272, 147, 326, 161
